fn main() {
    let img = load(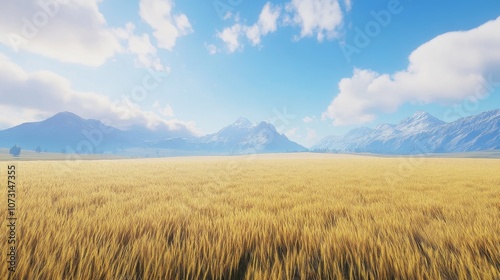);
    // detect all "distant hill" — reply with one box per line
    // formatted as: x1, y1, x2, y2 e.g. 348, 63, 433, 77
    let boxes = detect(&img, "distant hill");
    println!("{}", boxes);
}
0, 112, 134, 153
313, 109, 500, 154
